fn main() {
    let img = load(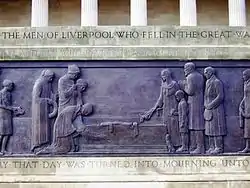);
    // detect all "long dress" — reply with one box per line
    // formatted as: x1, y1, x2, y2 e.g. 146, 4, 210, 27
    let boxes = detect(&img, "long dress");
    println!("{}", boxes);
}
0, 89, 12, 136
156, 81, 181, 147
50, 105, 81, 154
31, 78, 53, 151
